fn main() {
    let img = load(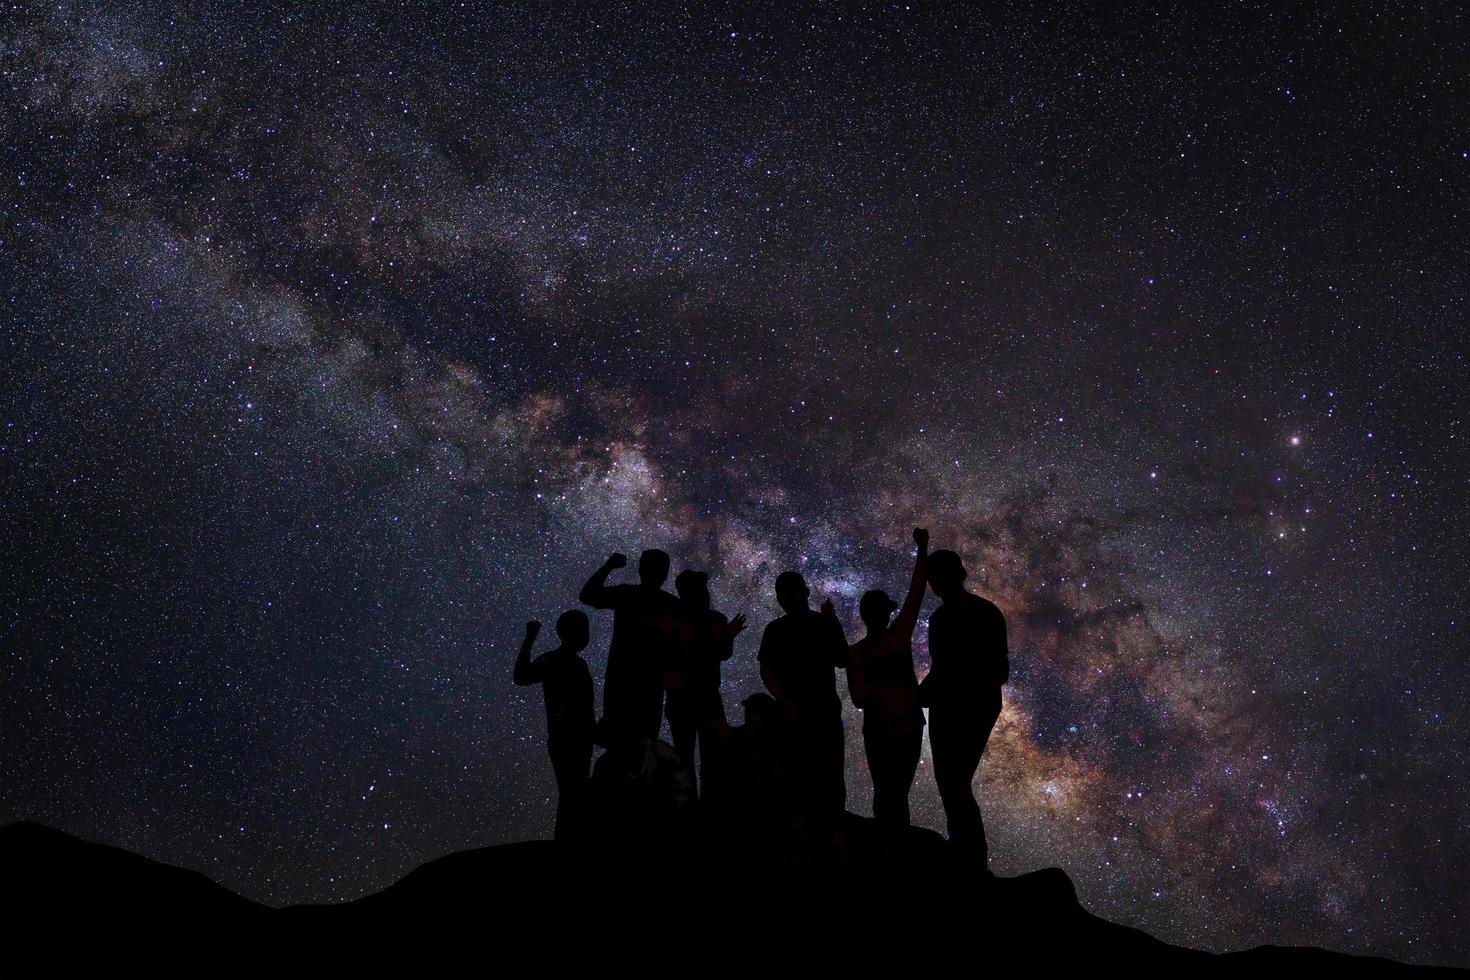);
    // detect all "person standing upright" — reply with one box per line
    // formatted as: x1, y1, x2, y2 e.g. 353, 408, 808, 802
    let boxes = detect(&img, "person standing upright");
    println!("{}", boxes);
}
922, 547, 1009, 870
757, 571, 849, 825
512, 612, 595, 840
666, 569, 746, 797
847, 528, 928, 828
580, 550, 681, 744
